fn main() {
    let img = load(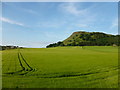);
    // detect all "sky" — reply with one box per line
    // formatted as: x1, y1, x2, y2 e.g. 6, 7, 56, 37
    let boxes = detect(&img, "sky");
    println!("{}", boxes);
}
1, 2, 118, 48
